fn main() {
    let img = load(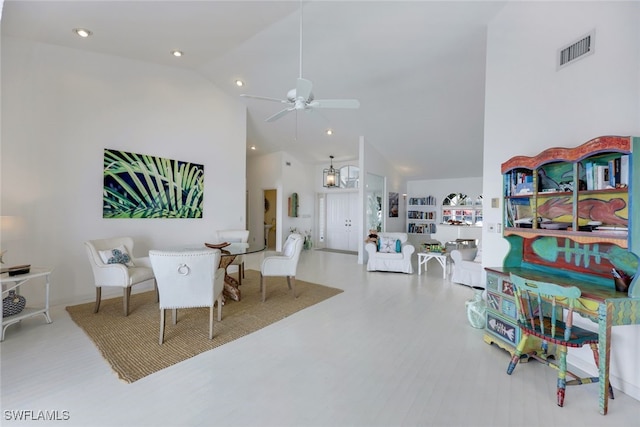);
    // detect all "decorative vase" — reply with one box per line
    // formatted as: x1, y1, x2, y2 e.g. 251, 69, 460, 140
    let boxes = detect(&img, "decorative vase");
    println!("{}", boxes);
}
465, 289, 486, 329
3, 290, 26, 317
